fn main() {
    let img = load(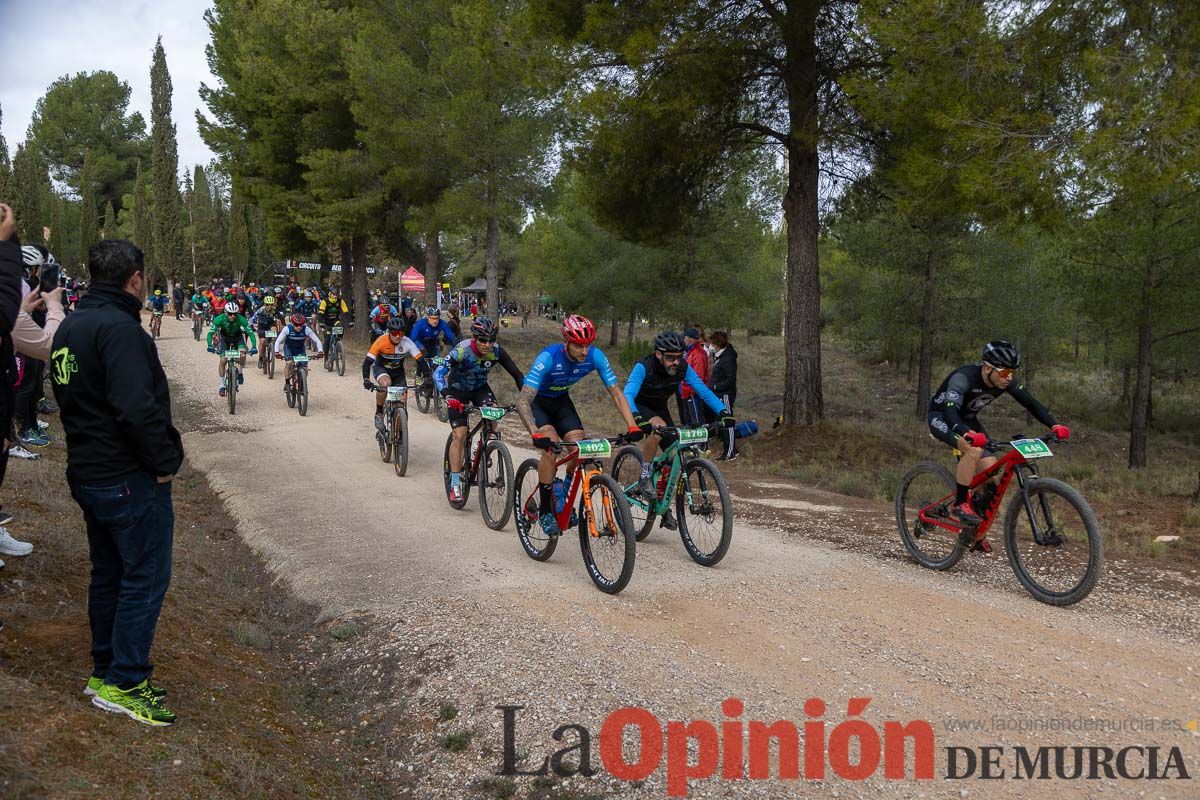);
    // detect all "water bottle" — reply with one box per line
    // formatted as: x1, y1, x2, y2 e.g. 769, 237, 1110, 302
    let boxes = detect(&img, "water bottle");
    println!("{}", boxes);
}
553, 478, 567, 514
